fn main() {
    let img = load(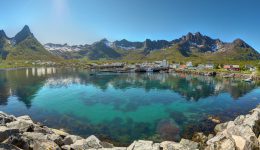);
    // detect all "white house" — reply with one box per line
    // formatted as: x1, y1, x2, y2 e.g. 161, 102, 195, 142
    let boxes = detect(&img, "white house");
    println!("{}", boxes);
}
186, 61, 193, 68
205, 64, 214, 69
170, 63, 180, 69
